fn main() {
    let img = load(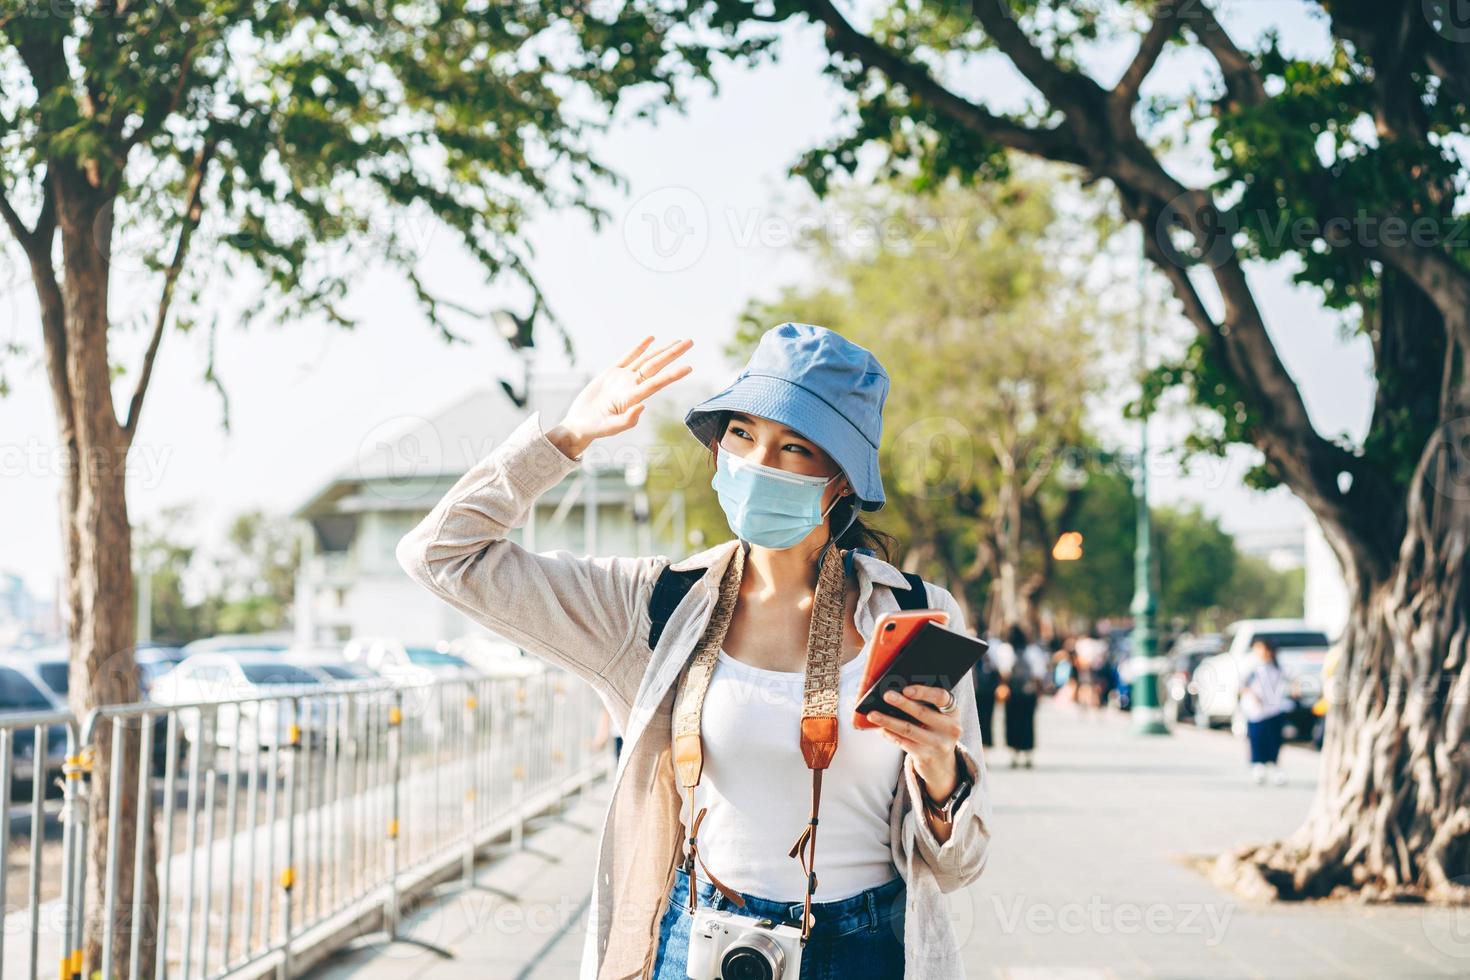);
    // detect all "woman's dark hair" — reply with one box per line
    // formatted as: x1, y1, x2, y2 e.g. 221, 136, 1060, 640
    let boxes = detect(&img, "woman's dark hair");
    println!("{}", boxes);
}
703, 409, 900, 563
1253, 636, 1279, 660
1006, 624, 1029, 650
